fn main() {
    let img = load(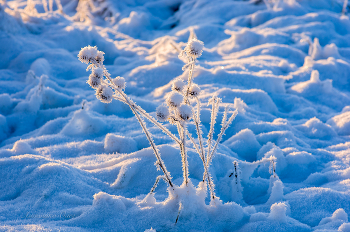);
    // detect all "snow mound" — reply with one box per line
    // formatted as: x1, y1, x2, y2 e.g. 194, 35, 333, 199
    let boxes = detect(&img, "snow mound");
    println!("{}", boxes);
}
104, 133, 138, 154
327, 111, 350, 136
